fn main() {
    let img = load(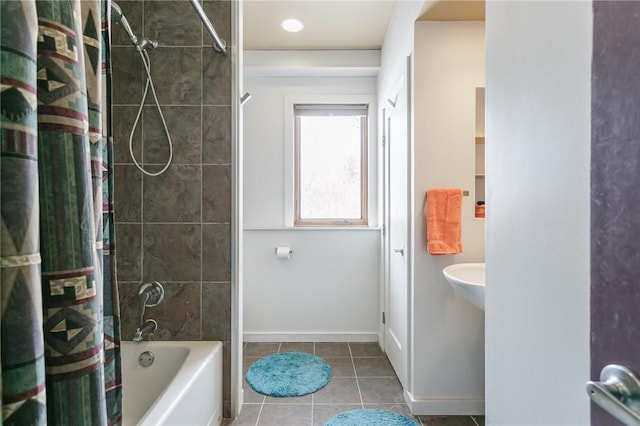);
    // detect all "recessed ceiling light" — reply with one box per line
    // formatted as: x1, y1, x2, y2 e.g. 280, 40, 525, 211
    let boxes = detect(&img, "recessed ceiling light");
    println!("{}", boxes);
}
281, 18, 304, 33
